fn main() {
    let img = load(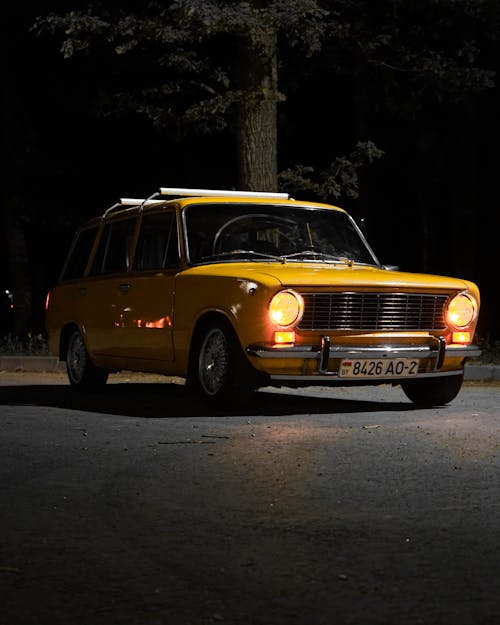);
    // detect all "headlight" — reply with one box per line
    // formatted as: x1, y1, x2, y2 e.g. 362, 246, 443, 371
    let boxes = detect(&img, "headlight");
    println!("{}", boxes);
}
447, 293, 477, 328
269, 290, 304, 327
